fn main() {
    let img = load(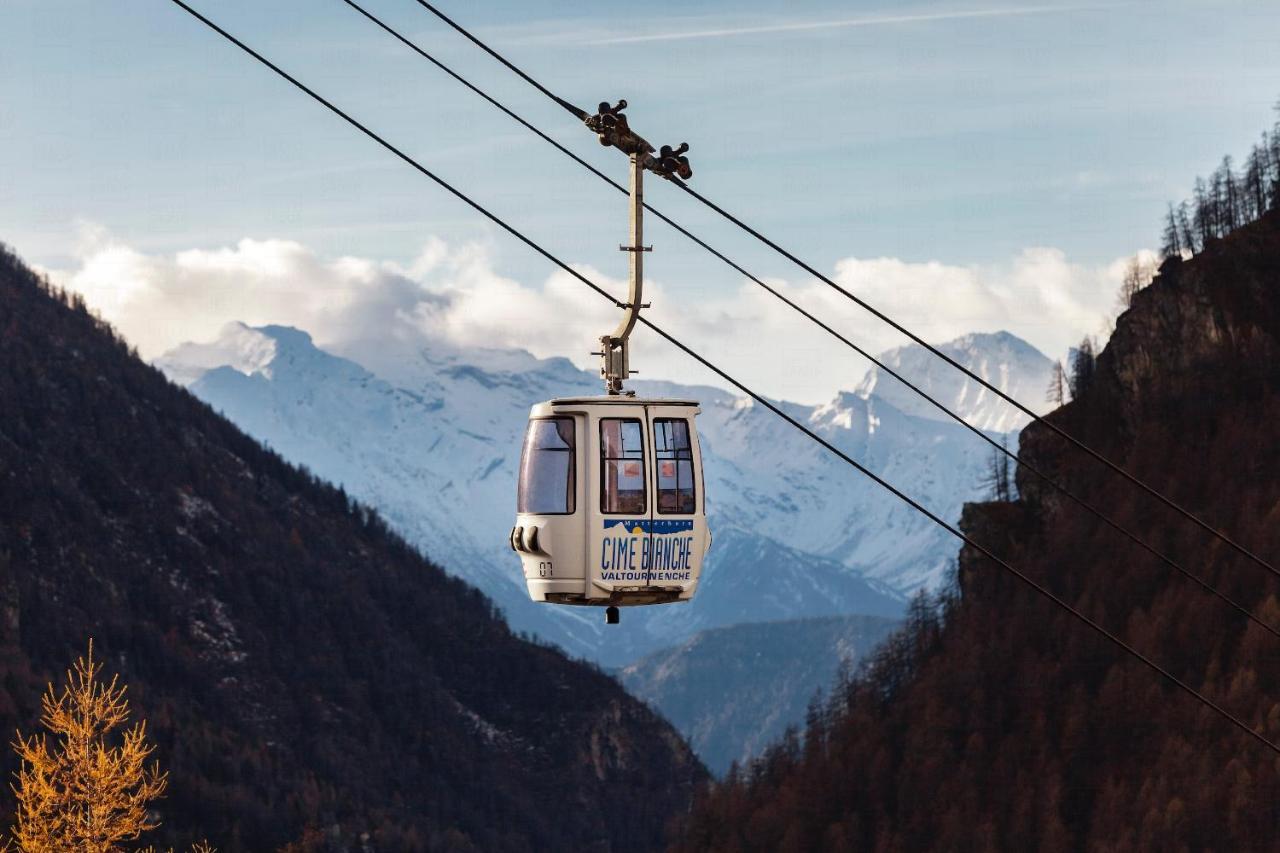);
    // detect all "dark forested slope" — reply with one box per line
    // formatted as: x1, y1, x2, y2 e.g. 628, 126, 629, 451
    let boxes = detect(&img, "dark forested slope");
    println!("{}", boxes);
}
621, 615, 900, 777
0, 243, 703, 852
675, 213, 1280, 852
